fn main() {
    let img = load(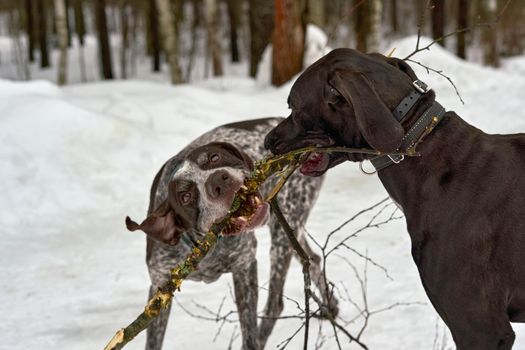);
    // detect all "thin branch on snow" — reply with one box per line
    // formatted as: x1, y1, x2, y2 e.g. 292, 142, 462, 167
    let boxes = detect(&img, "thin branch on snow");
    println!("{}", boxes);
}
406, 58, 465, 104
177, 198, 420, 349
270, 197, 313, 350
